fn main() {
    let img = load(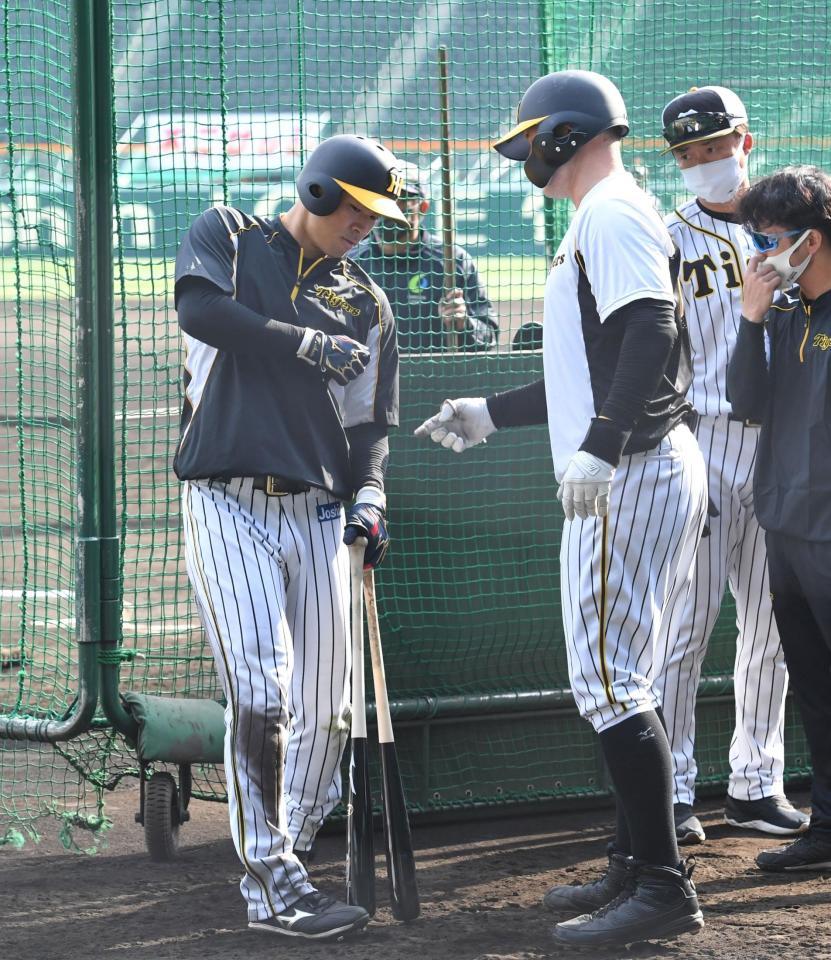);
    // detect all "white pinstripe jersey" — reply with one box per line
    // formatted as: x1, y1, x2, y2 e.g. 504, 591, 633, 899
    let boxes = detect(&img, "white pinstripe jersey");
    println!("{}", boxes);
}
543, 172, 684, 478
665, 199, 753, 416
